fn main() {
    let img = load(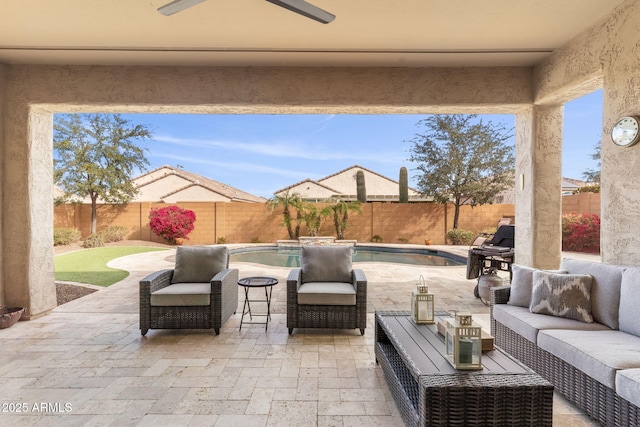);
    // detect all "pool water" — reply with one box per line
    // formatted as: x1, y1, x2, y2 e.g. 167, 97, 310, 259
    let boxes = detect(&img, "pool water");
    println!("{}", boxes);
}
229, 246, 464, 267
